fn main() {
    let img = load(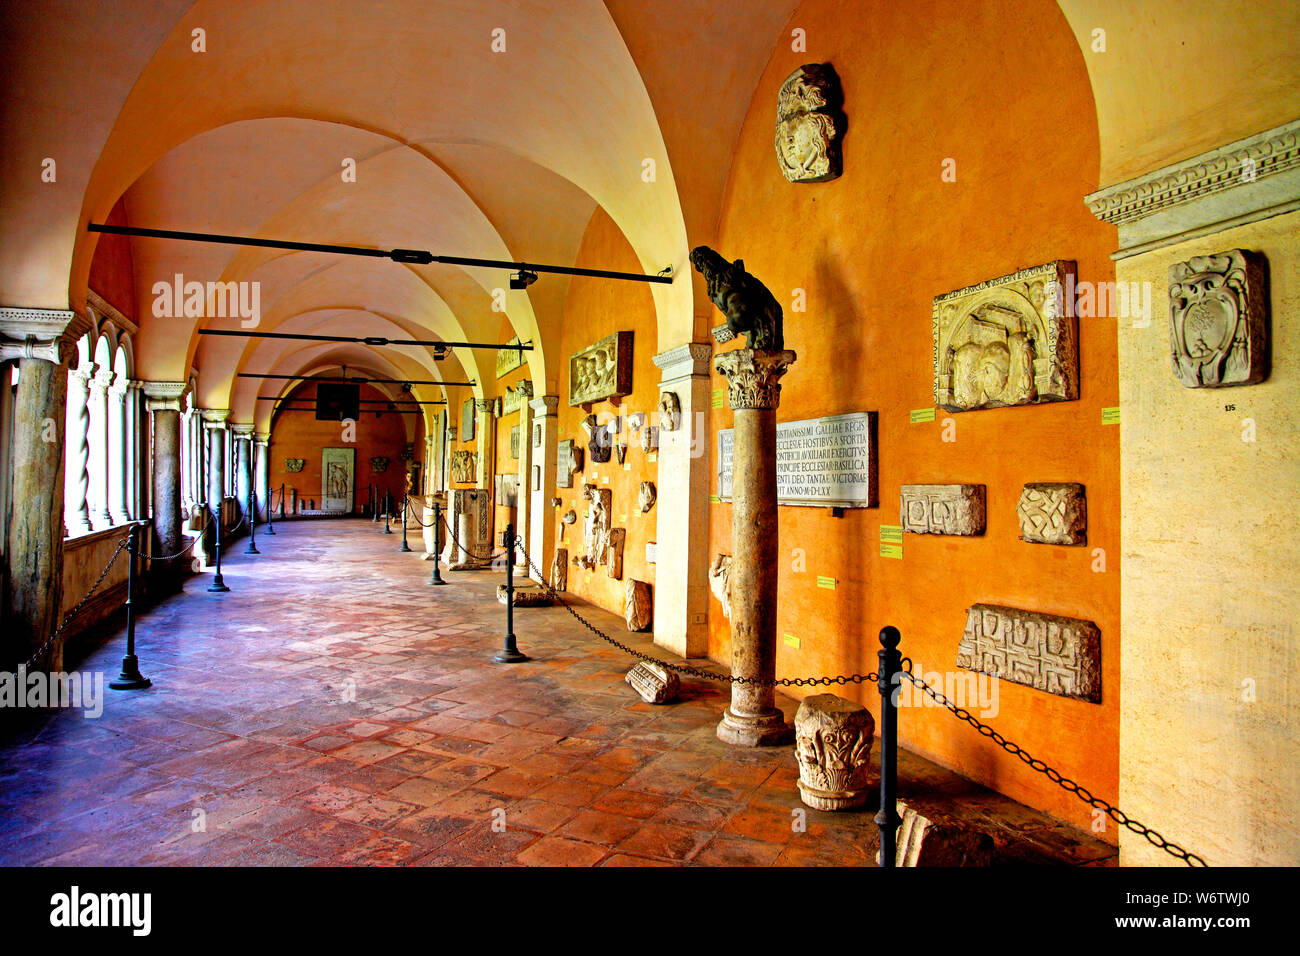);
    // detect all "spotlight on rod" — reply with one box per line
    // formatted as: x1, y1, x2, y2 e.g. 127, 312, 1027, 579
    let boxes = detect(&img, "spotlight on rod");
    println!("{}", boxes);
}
510, 269, 538, 290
